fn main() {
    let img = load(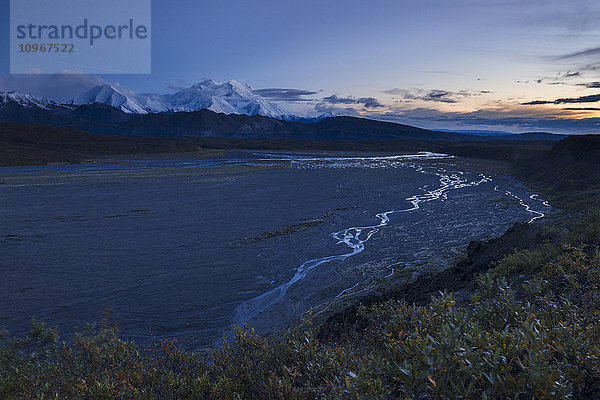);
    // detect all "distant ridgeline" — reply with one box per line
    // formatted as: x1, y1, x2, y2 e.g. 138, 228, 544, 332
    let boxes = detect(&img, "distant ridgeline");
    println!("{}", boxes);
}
0, 90, 565, 141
